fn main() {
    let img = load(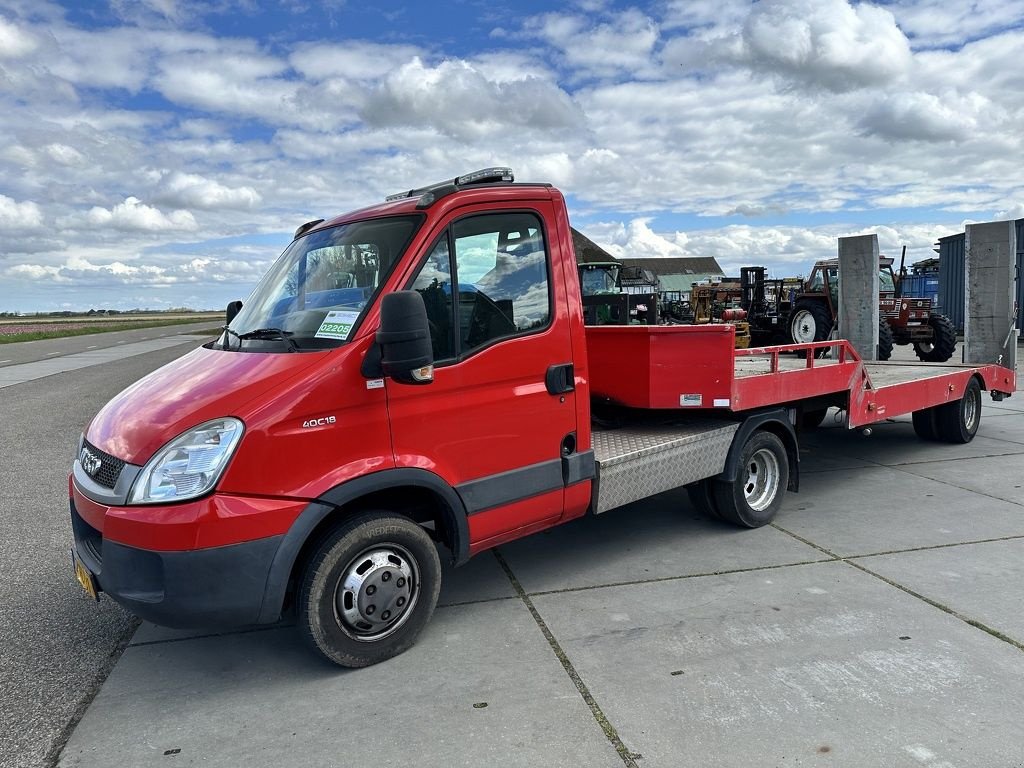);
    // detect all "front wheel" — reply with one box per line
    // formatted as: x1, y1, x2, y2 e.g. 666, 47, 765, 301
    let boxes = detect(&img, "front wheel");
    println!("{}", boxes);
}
789, 301, 833, 358
712, 431, 790, 528
298, 512, 441, 667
